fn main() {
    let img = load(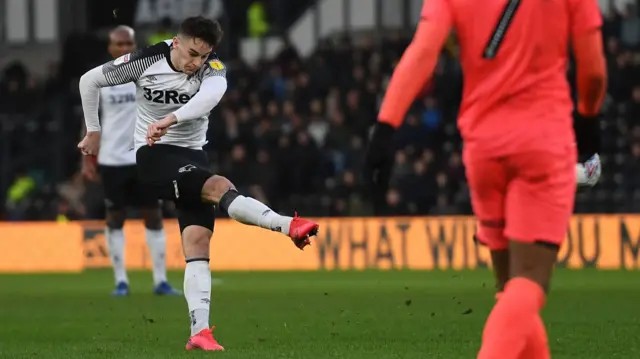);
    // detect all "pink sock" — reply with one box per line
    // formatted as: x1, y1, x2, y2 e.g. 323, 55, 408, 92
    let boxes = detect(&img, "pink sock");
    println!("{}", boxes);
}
495, 292, 550, 359
521, 314, 550, 359
478, 278, 546, 359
